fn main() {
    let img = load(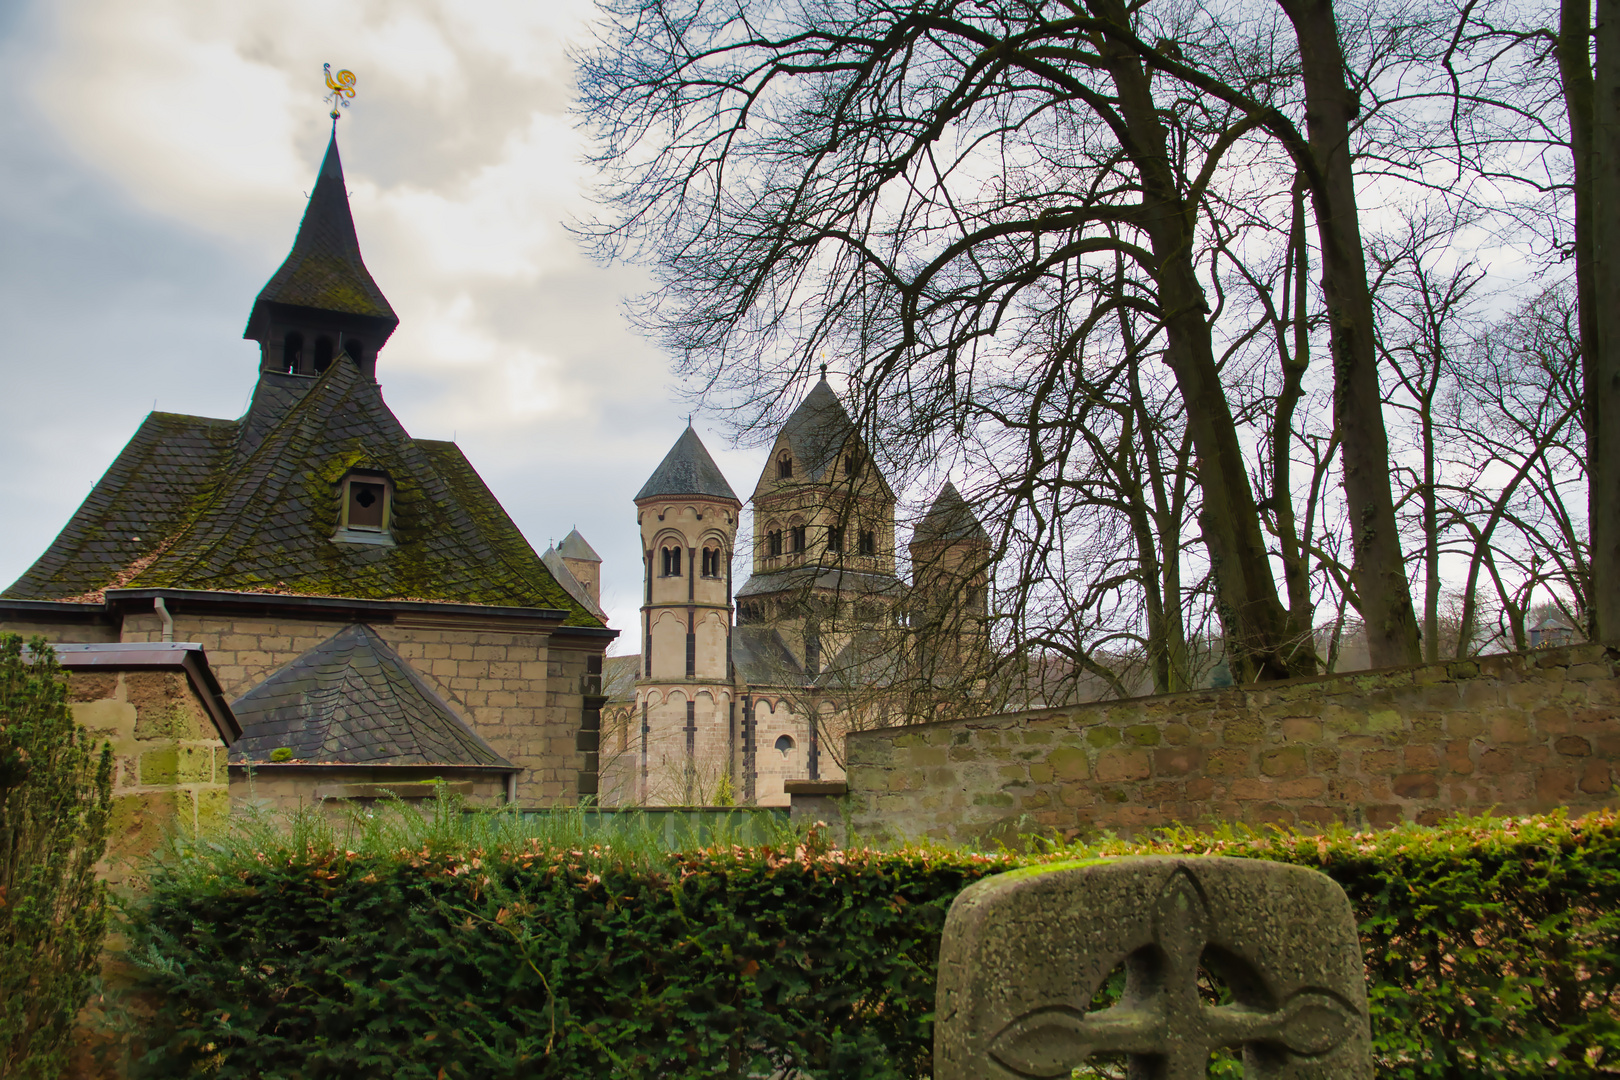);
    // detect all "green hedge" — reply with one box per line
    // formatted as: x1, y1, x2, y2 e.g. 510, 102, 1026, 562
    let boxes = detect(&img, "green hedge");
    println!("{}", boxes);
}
128, 808, 1620, 1078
